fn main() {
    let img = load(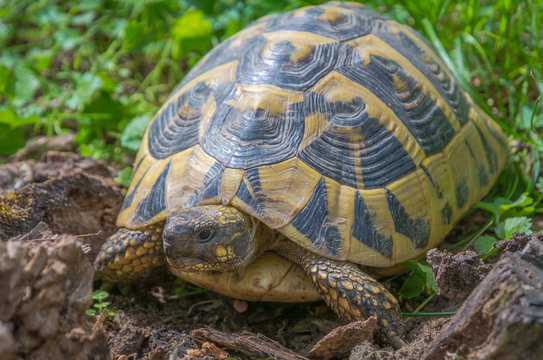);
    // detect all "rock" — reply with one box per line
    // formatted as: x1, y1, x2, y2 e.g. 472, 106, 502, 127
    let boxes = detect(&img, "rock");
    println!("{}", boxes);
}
0, 159, 122, 250
0, 237, 109, 359
308, 318, 377, 359
493, 231, 536, 253
426, 249, 491, 300
10, 135, 76, 161
0, 151, 117, 193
